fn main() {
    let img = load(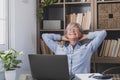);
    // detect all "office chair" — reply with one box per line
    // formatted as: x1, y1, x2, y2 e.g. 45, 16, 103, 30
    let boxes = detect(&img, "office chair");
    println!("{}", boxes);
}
102, 66, 120, 80
102, 66, 120, 74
